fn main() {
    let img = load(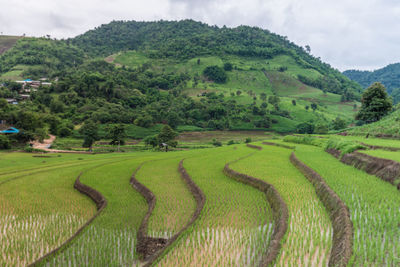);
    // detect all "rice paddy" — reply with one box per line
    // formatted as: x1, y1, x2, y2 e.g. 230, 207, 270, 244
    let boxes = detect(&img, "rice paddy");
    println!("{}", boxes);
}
291, 143, 400, 266
135, 157, 197, 238
232, 145, 332, 266
158, 146, 273, 266
2, 134, 400, 266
